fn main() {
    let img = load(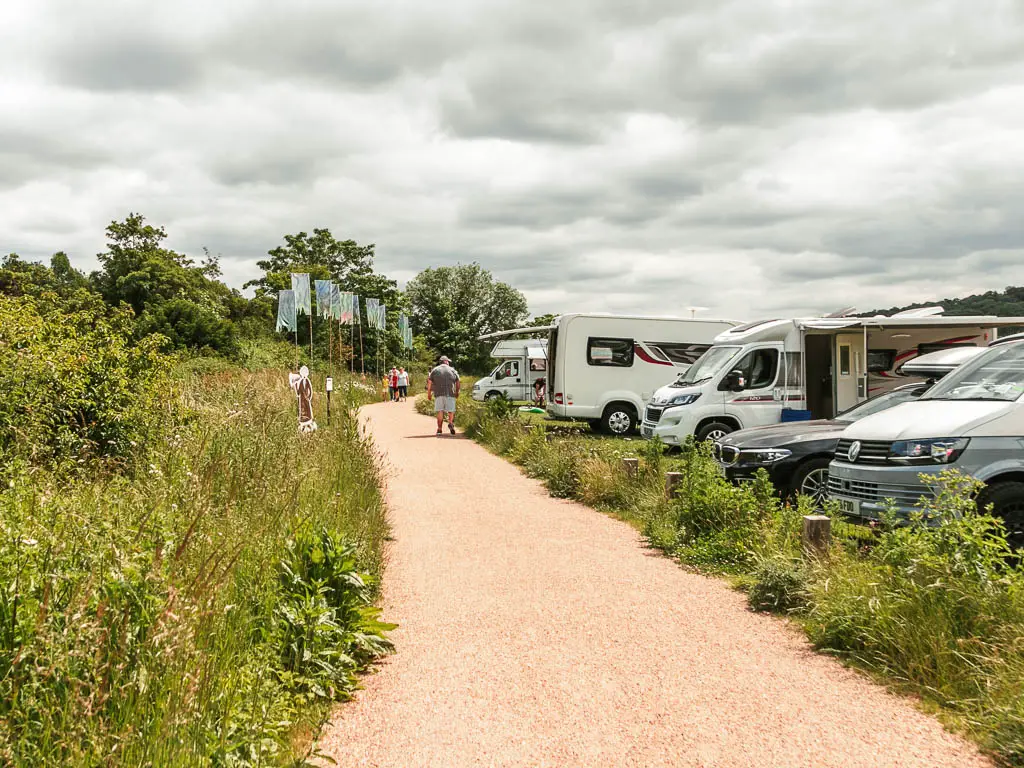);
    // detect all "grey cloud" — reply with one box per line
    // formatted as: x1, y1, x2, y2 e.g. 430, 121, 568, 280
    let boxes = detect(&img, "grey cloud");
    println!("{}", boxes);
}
51, 36, 201, 92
